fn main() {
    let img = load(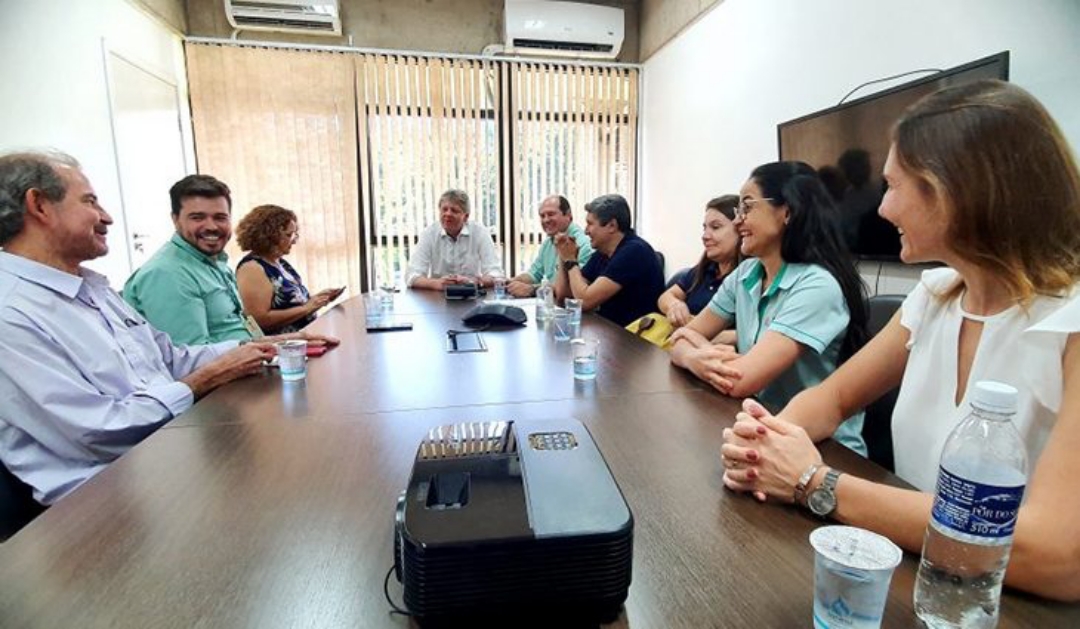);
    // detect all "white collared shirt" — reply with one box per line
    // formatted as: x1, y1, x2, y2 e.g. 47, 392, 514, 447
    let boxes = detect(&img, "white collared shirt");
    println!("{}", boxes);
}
404, 220, 505, 286
0, 252, 234, 504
